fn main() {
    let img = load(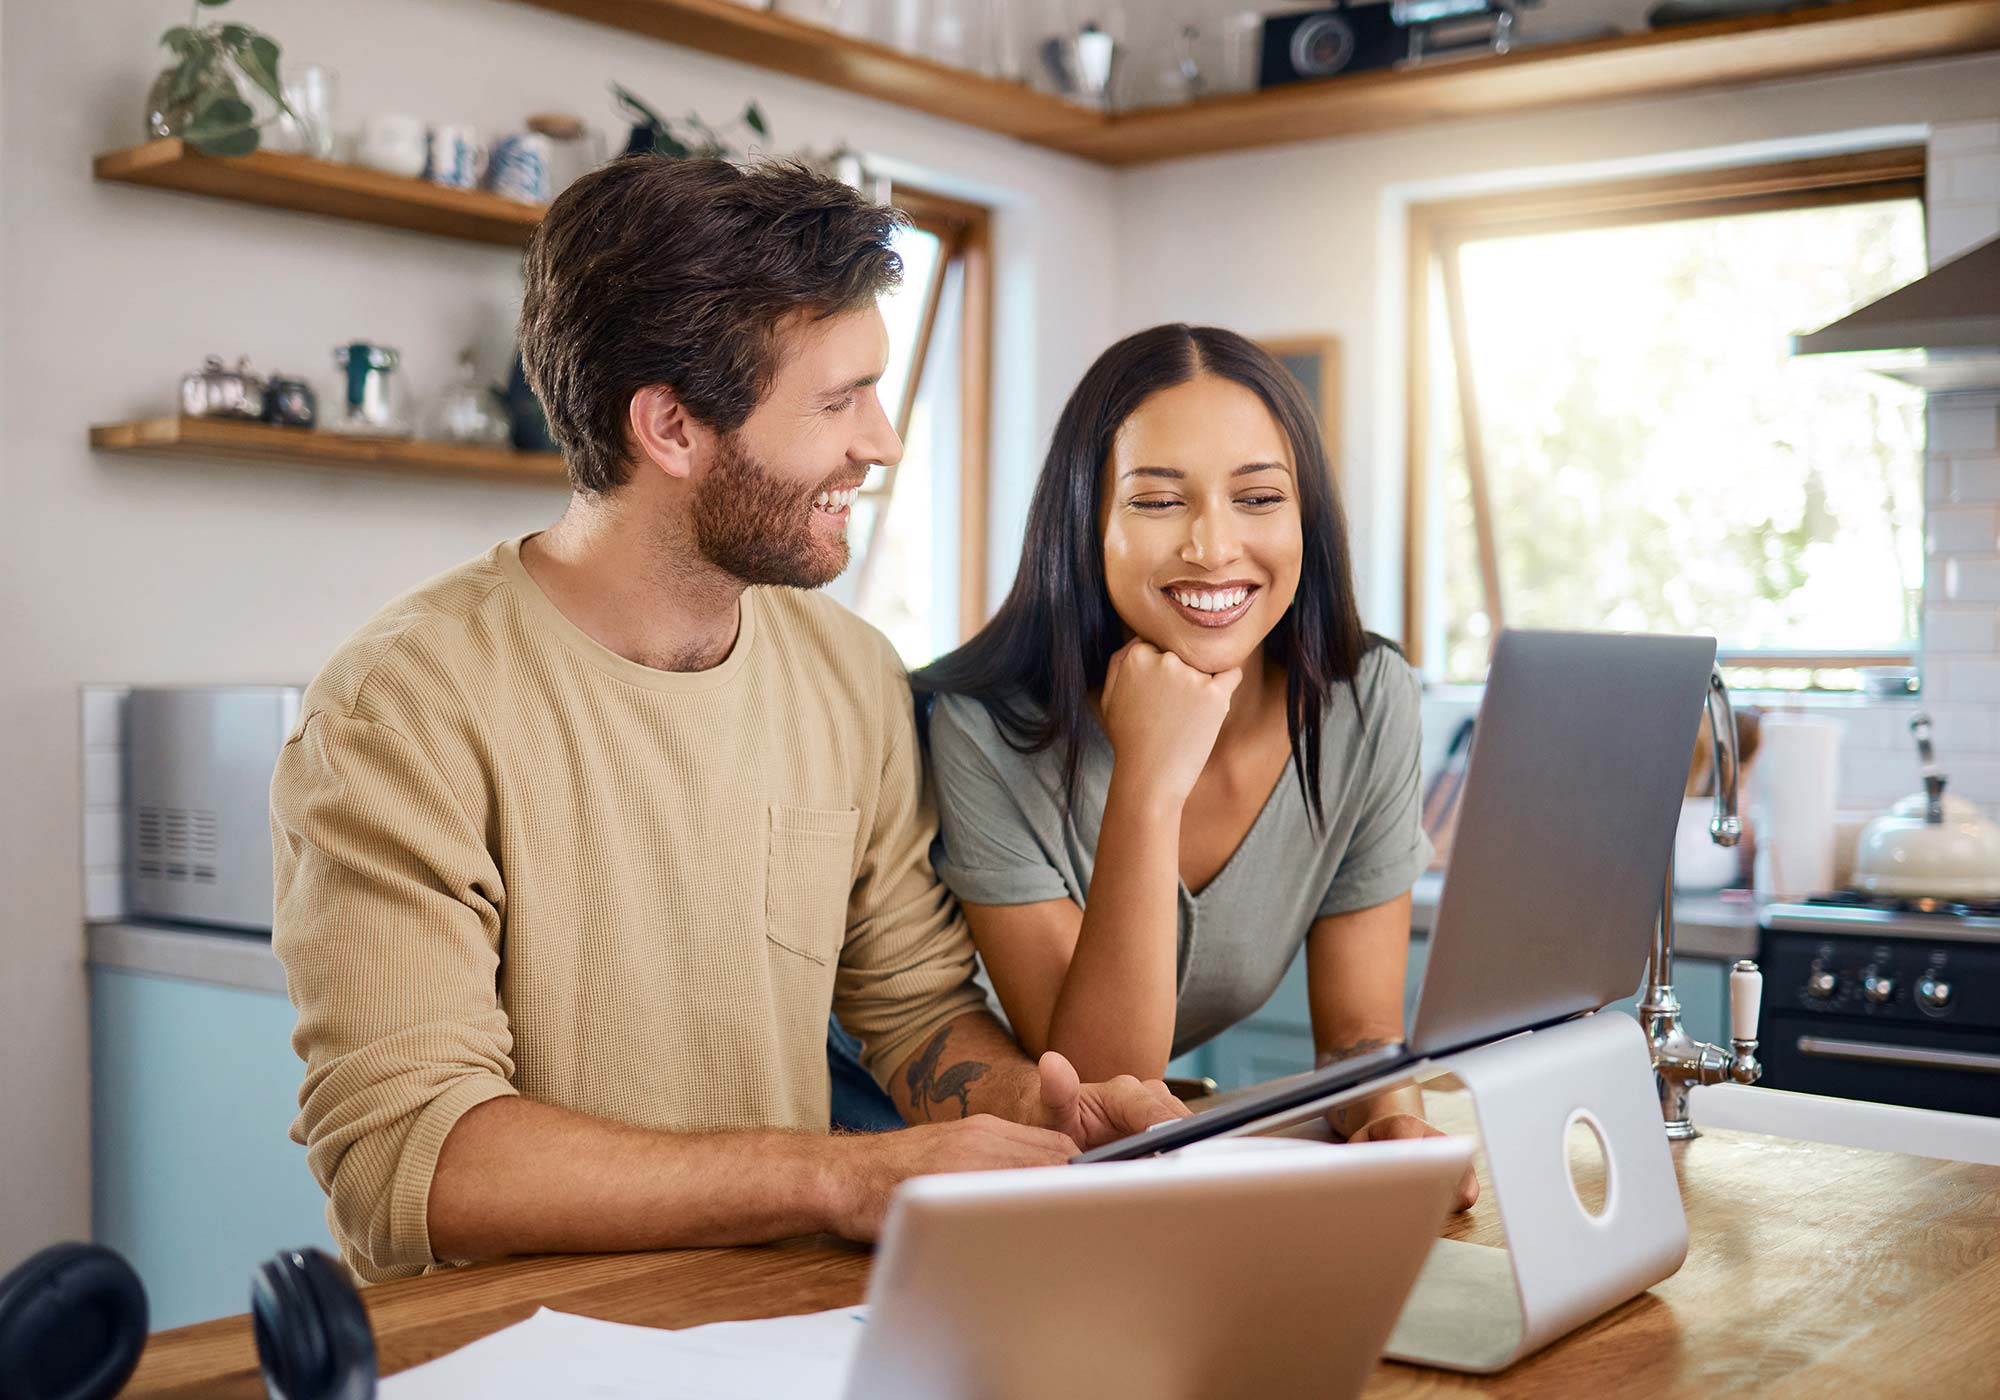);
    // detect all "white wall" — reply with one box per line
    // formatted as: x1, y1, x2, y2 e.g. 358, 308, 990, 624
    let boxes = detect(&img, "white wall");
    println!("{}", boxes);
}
1112, 54, 2000, 814
0, 0, 1118, 1268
